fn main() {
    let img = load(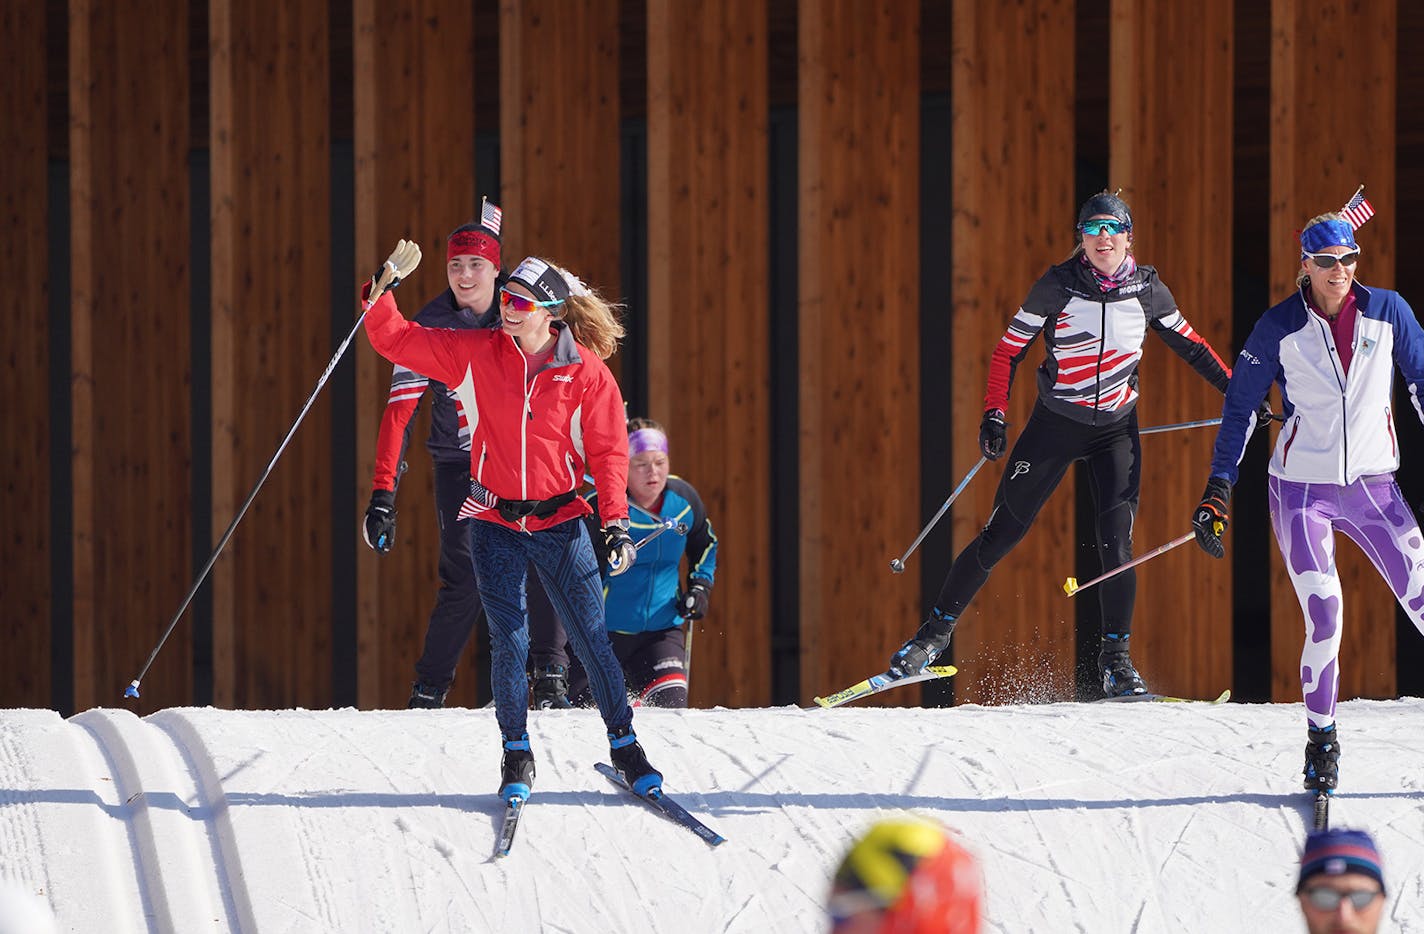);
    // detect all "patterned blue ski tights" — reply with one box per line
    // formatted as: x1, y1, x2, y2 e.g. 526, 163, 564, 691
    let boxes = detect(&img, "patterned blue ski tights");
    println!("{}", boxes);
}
470, 518, 633, 738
